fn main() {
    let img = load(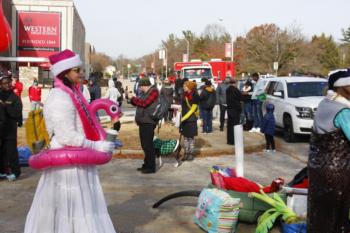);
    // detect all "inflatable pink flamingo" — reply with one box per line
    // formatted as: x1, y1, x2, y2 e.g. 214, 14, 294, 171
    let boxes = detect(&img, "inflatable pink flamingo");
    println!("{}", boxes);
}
29, 88, 122, 170
89, 98, 122, 140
